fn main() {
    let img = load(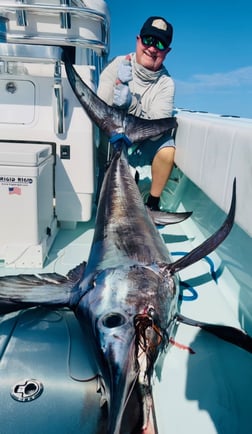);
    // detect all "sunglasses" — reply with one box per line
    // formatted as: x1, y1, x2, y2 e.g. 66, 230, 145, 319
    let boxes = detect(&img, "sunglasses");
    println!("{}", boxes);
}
141, 35, 168, 51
